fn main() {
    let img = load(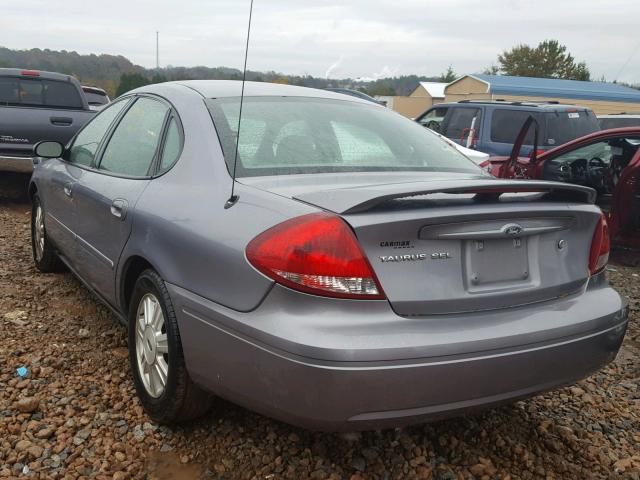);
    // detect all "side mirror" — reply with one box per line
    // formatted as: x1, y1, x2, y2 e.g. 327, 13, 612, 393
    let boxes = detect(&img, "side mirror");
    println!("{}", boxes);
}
33, 141, 64, 159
